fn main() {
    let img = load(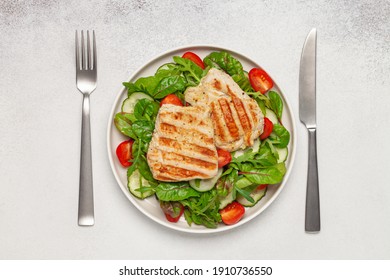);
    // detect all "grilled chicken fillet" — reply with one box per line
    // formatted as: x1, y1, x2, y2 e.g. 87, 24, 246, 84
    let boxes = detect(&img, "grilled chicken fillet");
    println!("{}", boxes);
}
147, 104, 218, 182
185, 68, 264, 151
